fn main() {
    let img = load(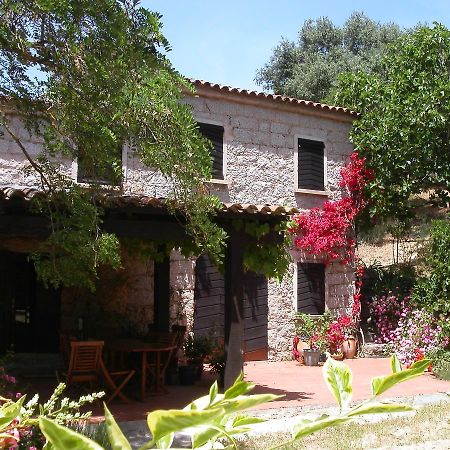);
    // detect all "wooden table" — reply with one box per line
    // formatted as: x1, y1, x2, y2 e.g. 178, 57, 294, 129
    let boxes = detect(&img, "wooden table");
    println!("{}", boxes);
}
106, 339, 176, 401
